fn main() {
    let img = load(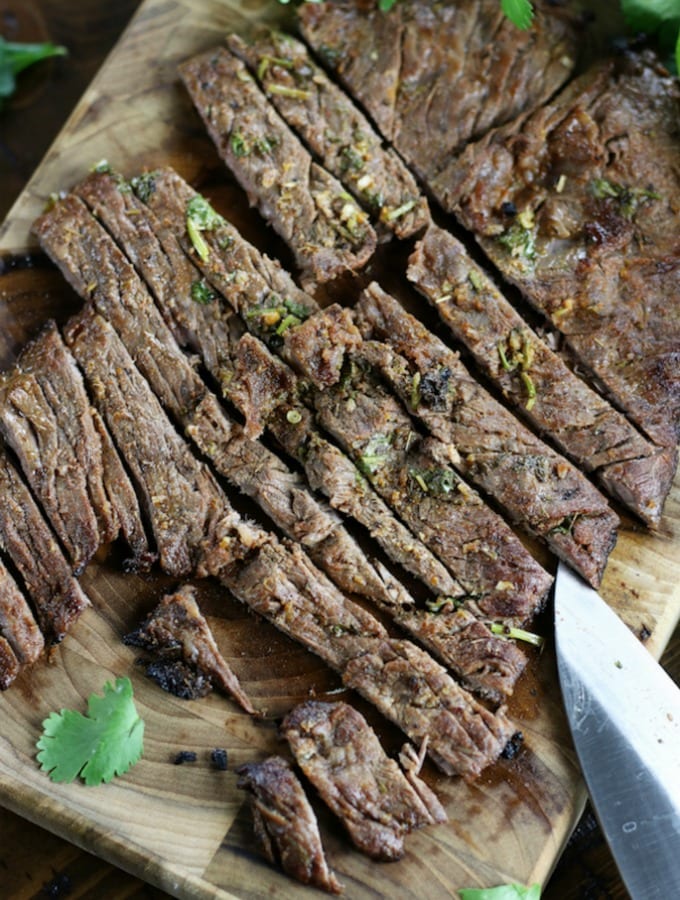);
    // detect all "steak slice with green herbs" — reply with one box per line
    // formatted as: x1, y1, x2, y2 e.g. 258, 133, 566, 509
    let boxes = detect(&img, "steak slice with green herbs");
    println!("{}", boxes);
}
407, 225, 677, 527
431, 53, 680, 449
298, 0, 578, 181
281, 700, 446, 861
179, 47, 376, 286
356, 284, 619, 588
227, 30, 429, 239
